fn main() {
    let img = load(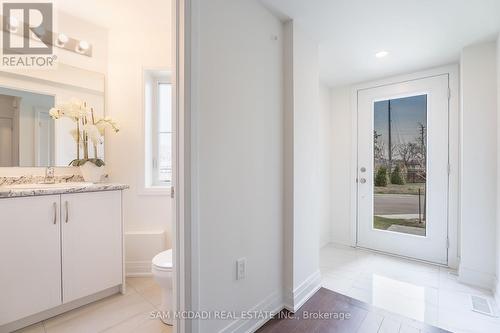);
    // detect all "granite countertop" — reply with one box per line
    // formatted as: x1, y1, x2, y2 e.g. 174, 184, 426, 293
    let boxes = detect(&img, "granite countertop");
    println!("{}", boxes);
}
0, 182, 129, 198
